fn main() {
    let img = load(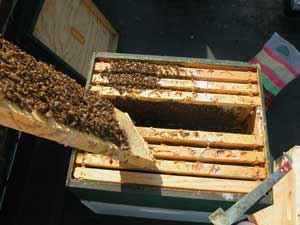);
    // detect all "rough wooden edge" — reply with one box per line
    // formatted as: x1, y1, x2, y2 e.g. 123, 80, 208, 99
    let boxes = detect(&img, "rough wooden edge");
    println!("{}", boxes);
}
0, 96, 153, 166
90, 86, 260, 107
137, 127, 264, 149
149, 144, 265, 165
75, 152, 266, 180
73, 167, 261, 194
91, 74, 259, 96
249, 146, 300, 225
114, 108, 154, 163
94, 62, 258, 83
